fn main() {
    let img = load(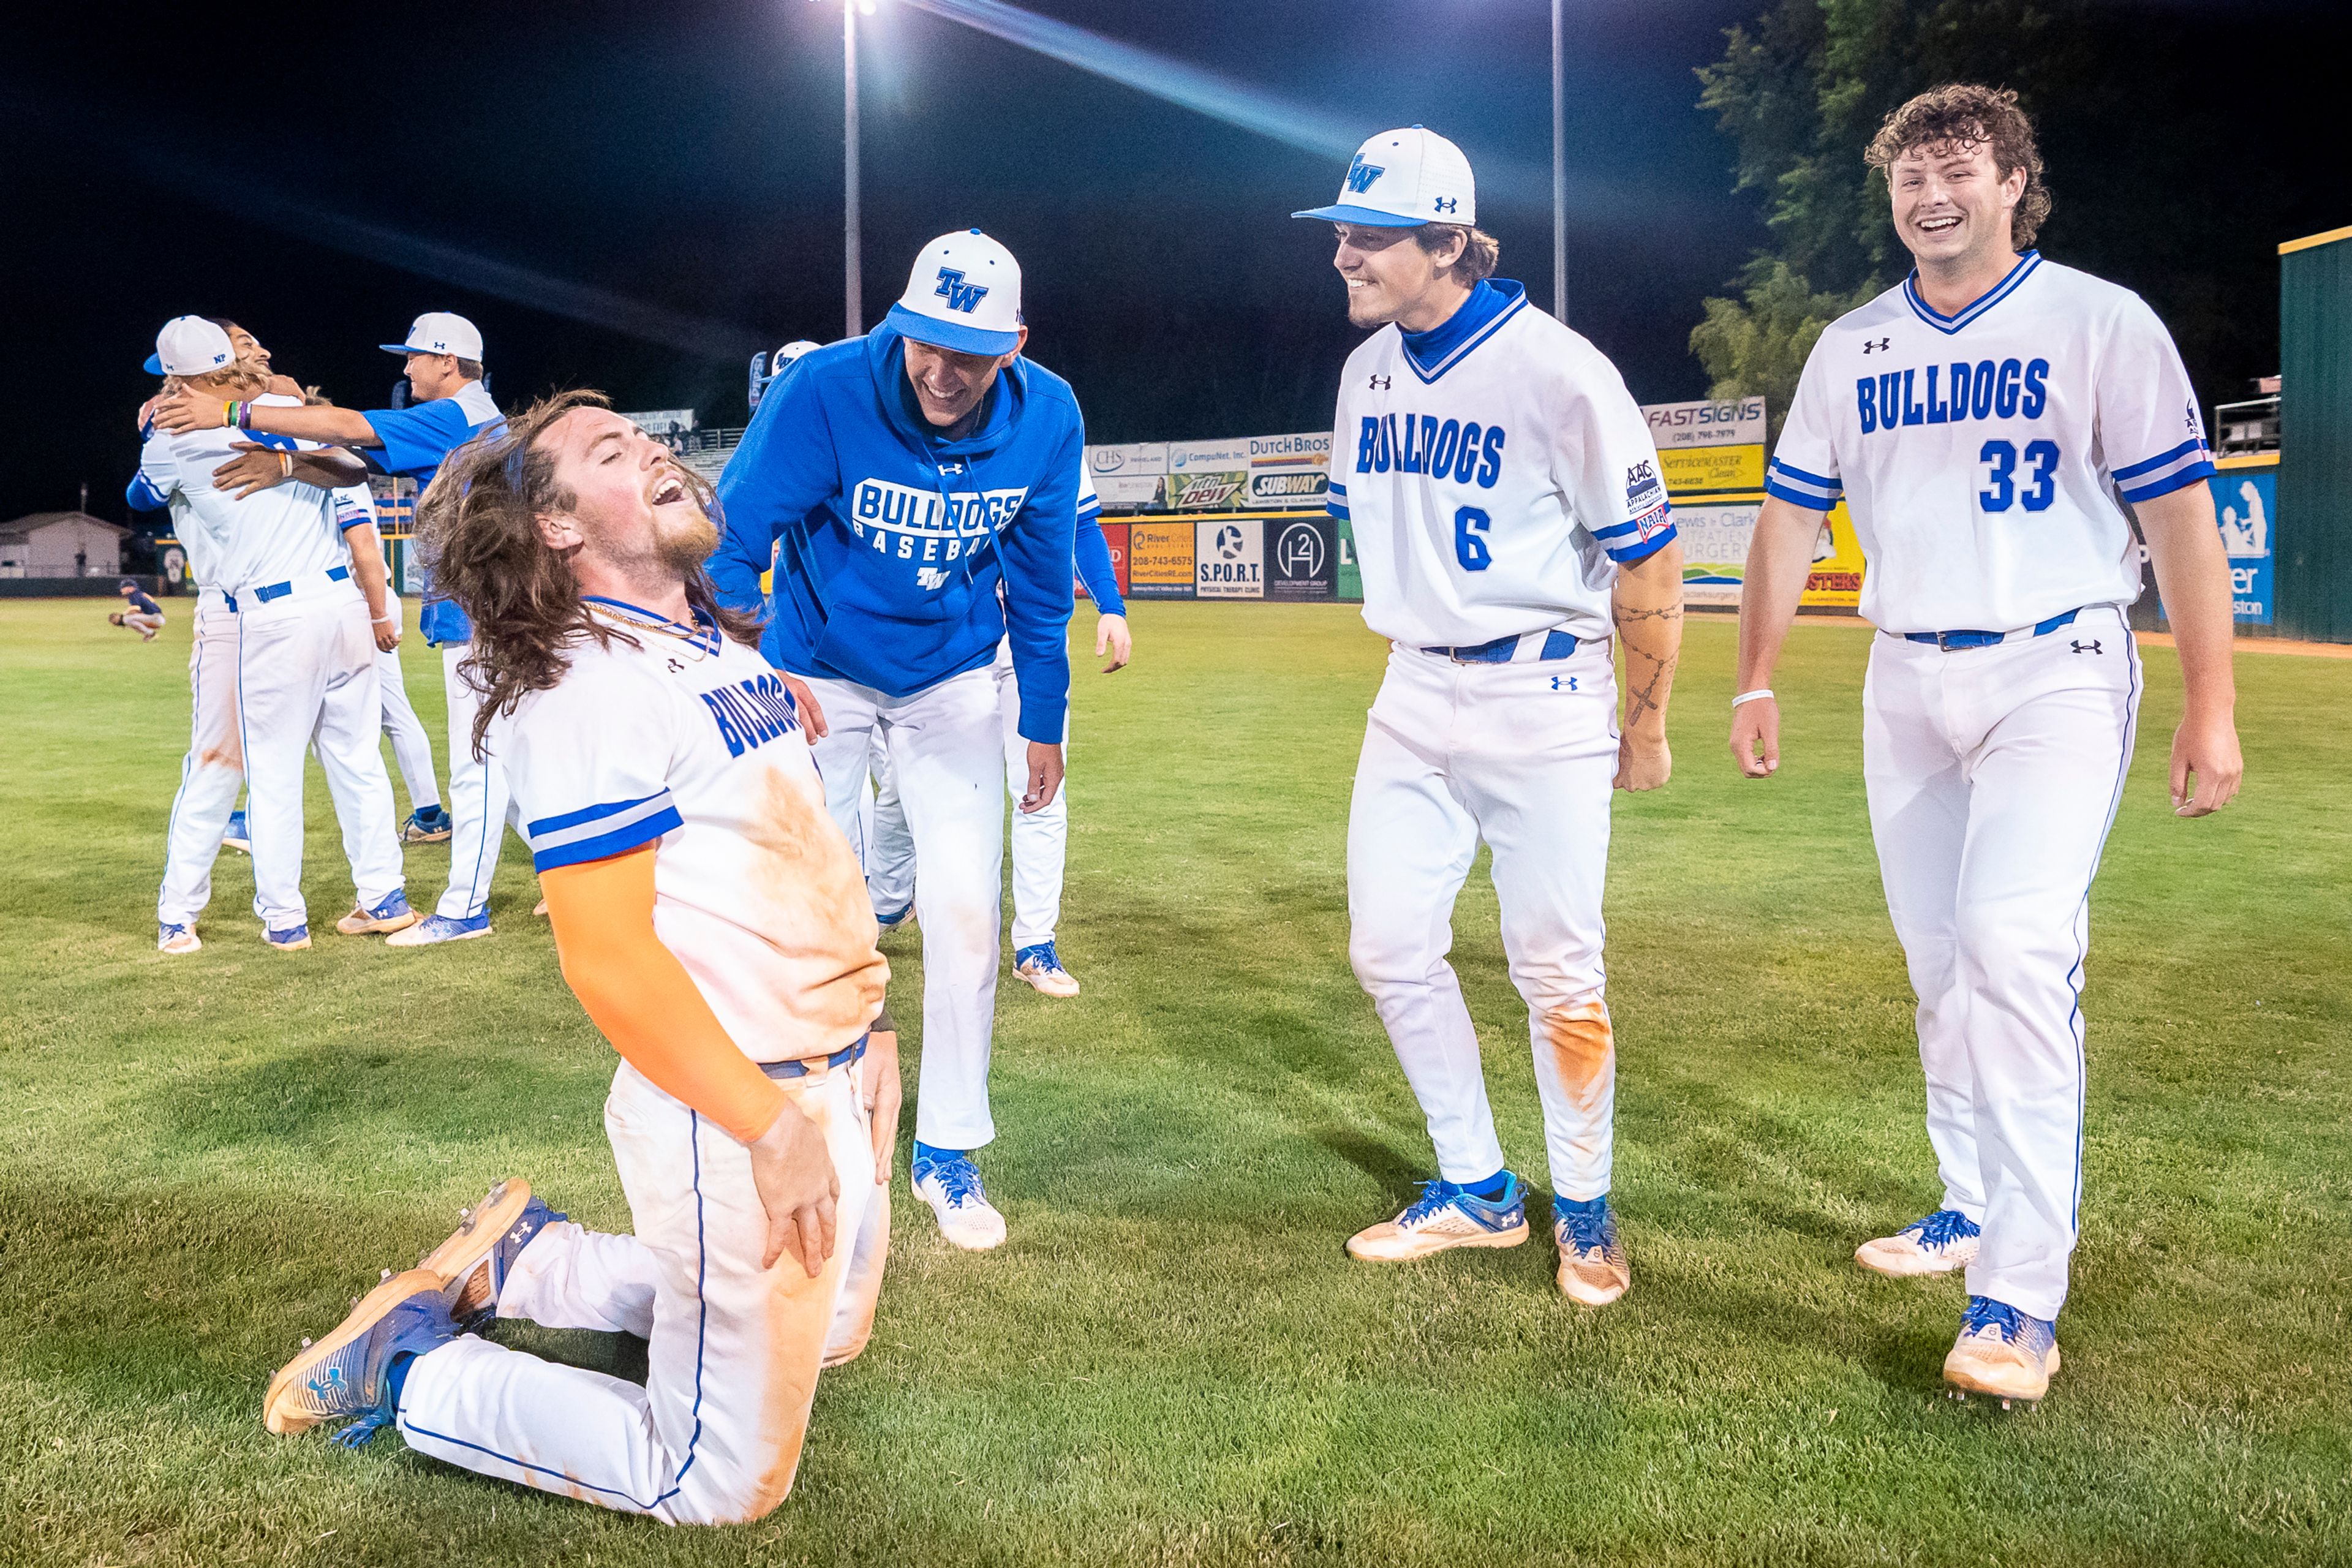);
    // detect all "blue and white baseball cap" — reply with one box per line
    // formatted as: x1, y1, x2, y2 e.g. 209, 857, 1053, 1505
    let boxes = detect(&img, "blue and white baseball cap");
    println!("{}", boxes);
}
379, 311, 484, 360
884, 230, 1023, 356
145, 316, 235, 377
1294, 126, 1477, 227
